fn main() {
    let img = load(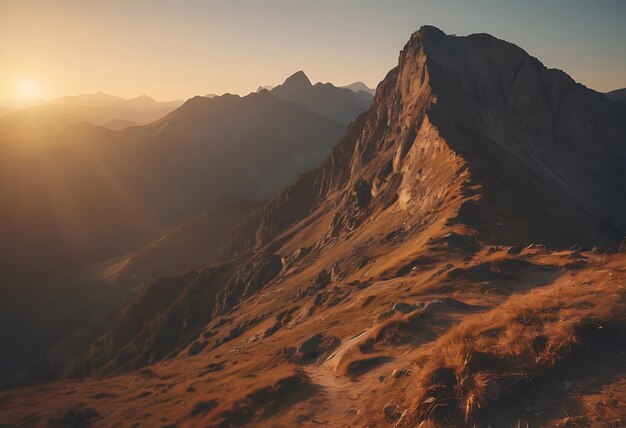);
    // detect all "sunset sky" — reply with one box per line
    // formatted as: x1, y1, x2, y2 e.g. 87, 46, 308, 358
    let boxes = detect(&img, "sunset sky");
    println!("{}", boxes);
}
1, 0, 625, 106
